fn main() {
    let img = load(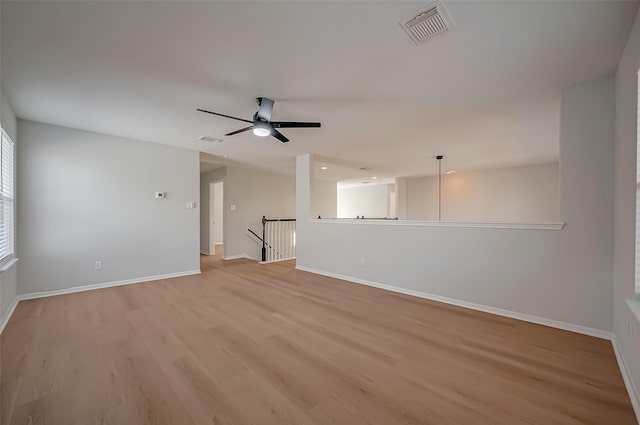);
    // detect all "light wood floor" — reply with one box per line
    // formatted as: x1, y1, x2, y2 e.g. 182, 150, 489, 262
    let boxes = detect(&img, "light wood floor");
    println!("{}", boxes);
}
1, 254, 637, 425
